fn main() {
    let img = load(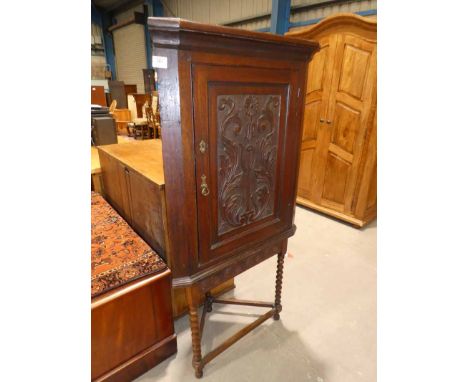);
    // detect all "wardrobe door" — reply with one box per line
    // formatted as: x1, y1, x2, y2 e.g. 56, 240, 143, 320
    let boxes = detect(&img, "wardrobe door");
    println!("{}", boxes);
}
314, 34, 376, 215
297, 35, 337, 203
